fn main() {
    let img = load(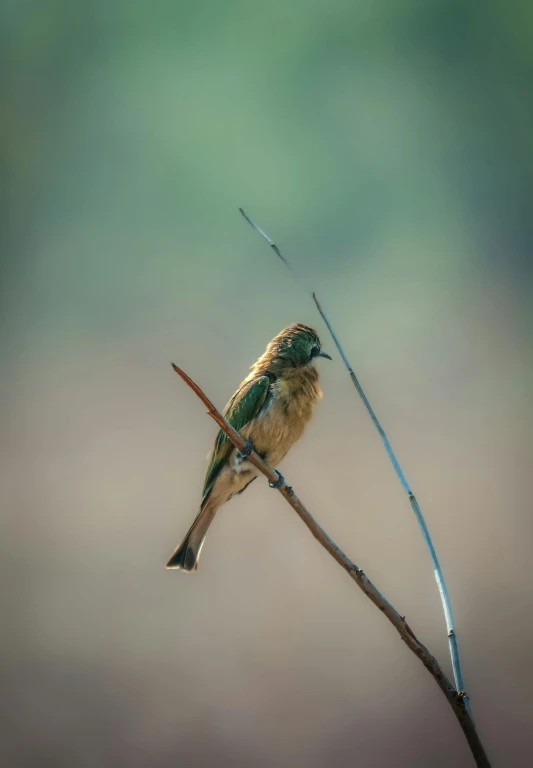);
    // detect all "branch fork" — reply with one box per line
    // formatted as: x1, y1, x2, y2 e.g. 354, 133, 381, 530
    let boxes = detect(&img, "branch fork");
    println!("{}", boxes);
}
171, 362, 491, 768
